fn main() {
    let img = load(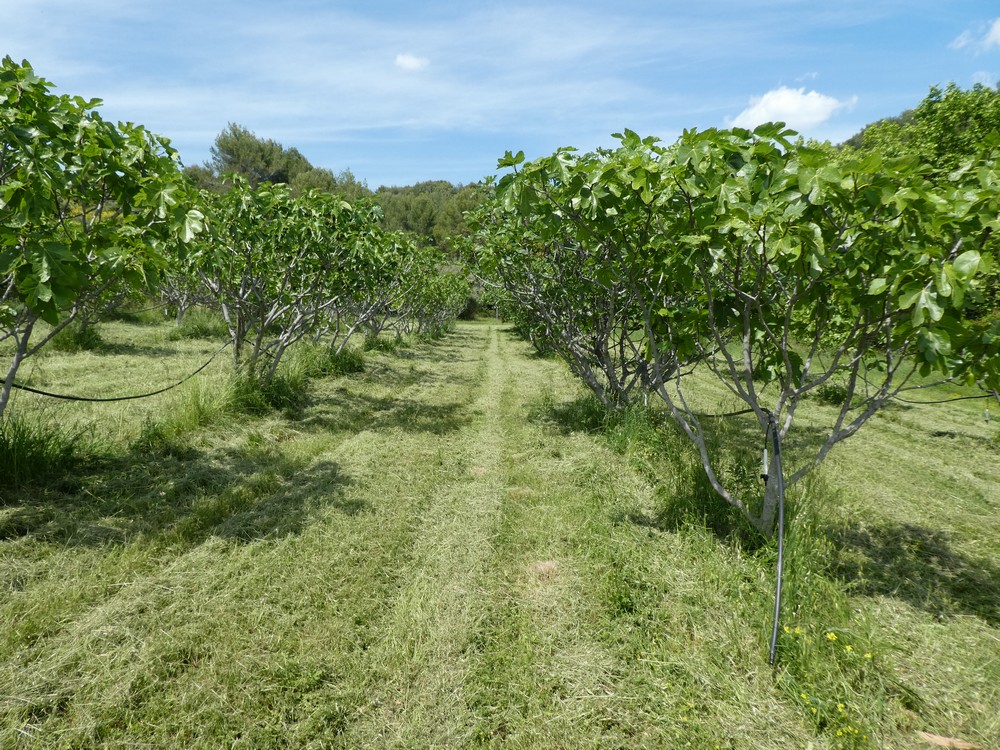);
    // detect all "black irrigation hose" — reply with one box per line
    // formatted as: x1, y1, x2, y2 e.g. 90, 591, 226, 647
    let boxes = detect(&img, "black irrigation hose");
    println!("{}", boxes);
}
10, 341, 231, 403
691, 404, 787, 664
766, 412, 786, 668
690, 407, 757, 418
890, 391, 998, 405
